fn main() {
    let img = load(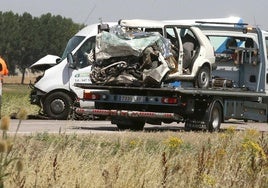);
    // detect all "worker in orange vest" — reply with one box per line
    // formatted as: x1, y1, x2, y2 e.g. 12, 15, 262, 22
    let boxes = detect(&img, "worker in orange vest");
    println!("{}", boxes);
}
0, 56, 8, 117
0, 56, 8, 76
